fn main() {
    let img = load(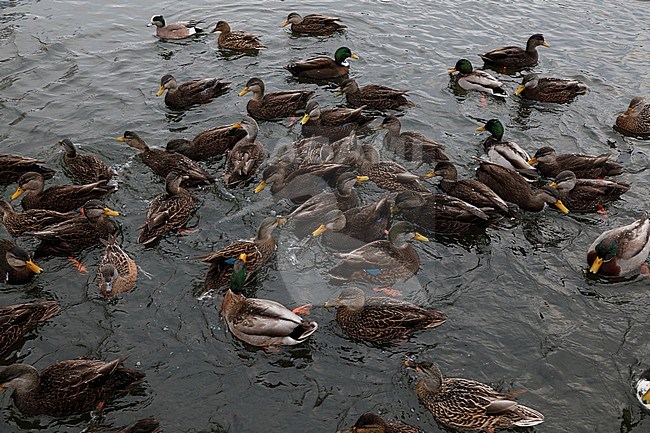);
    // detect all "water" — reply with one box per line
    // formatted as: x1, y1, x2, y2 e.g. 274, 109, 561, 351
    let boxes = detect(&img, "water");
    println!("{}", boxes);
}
1, 0, 649, 432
